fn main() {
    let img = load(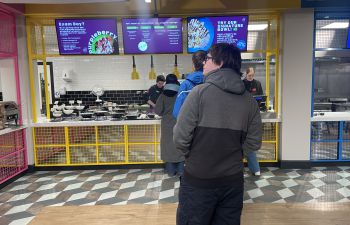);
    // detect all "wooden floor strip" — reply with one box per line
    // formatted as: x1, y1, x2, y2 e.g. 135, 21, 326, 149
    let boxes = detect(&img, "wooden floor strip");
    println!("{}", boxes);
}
29, 203, 350, 225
